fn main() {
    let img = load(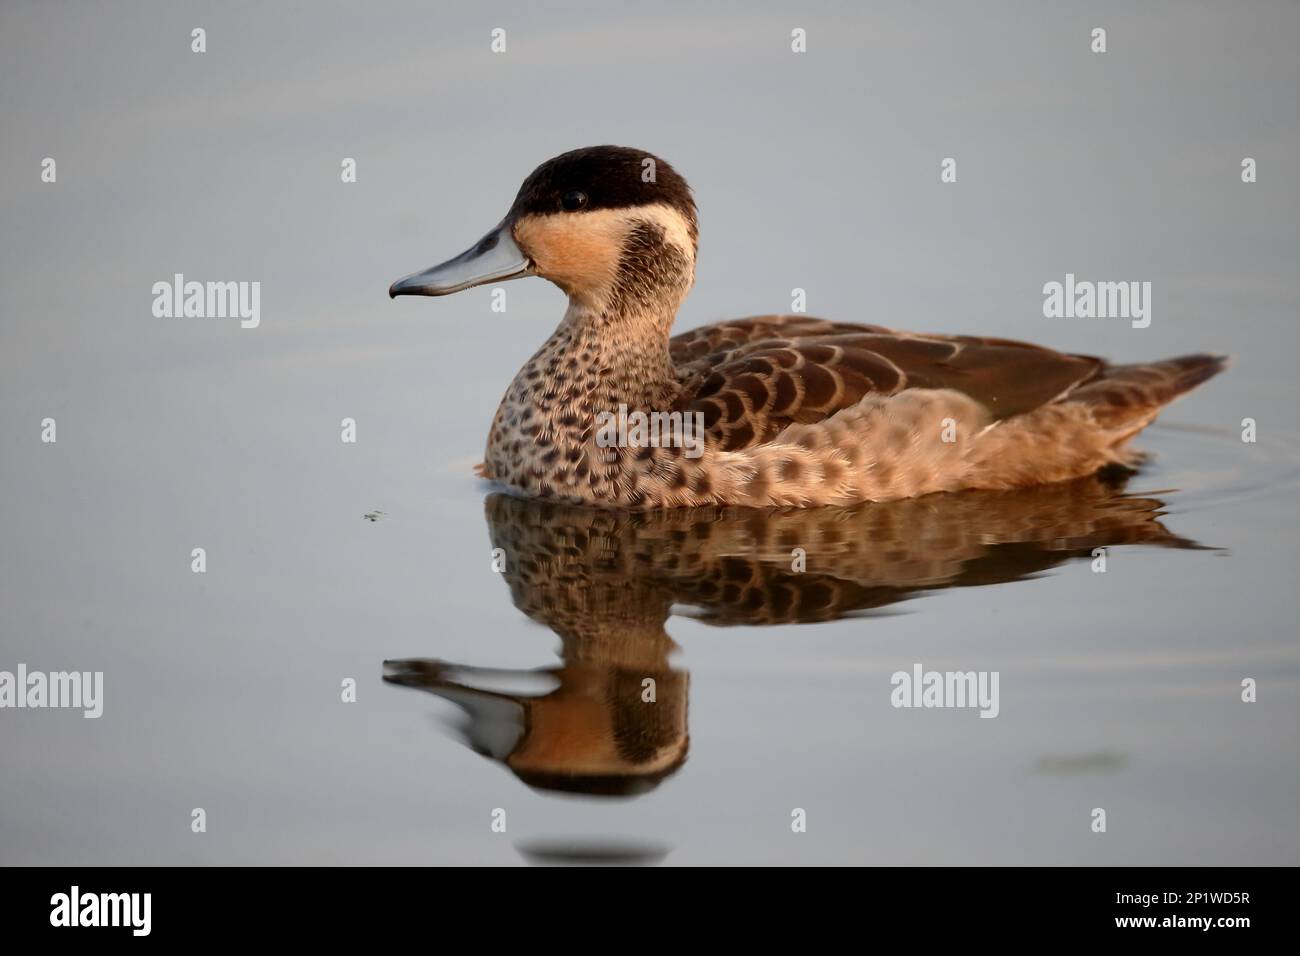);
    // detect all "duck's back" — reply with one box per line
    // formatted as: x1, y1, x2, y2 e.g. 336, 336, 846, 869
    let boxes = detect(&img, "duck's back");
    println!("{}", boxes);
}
669, 315, 1110, 451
